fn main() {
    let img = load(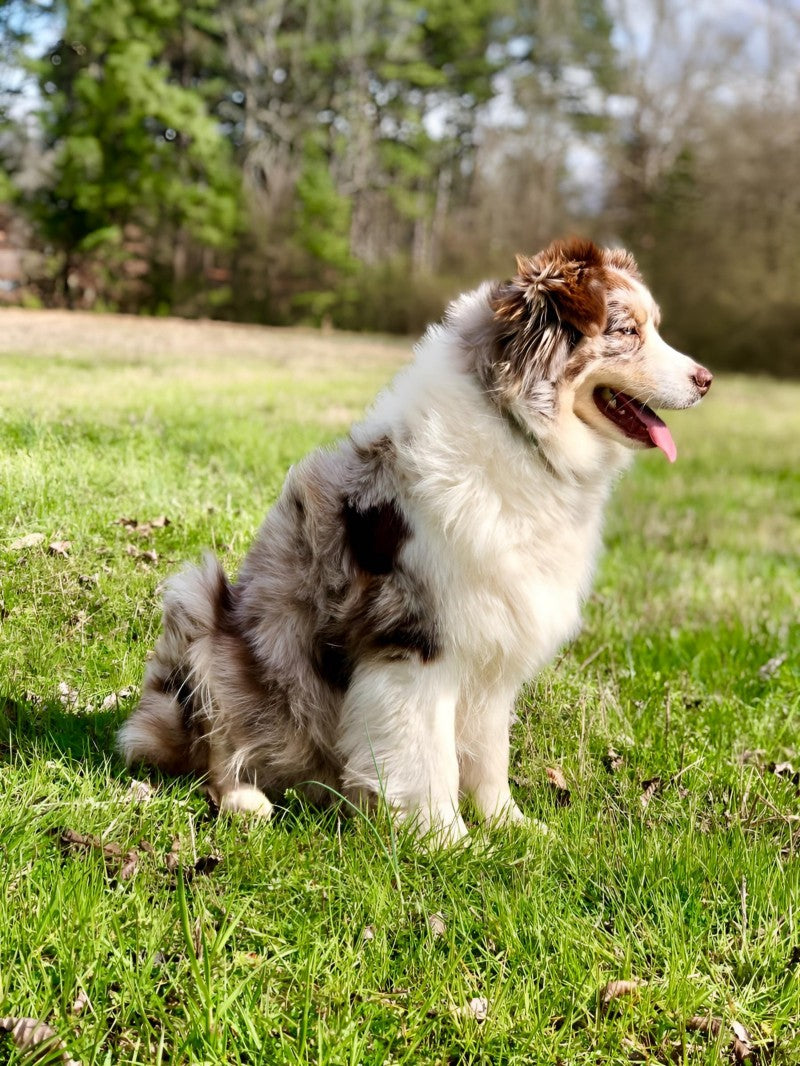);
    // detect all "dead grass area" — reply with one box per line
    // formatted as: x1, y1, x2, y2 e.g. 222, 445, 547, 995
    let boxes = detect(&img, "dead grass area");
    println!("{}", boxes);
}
0, 307, 410, 371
